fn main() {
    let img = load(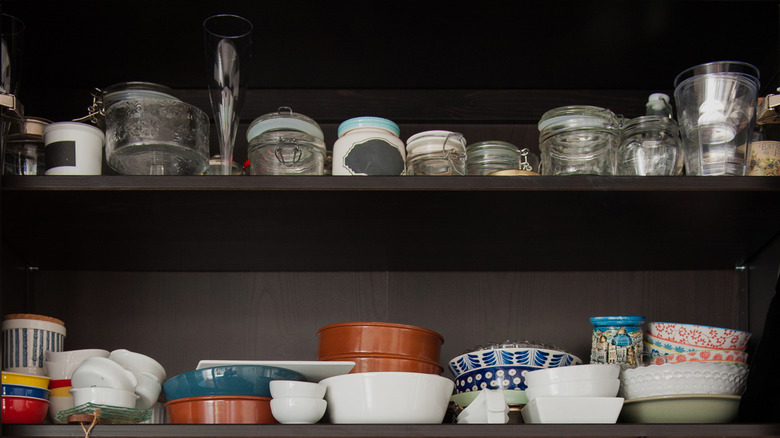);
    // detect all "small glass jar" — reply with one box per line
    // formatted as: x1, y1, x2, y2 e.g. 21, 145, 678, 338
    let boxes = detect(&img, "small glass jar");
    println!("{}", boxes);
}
617, 115, 683, 175
466, 141, 519, 175
3, 116, 51, 175
332, 116, 405, 176
406, 130, 466, 176
590, 316, 645, 368
102, 82, 178, 108
538, 105, 620, 175
246, 107, 326, 175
